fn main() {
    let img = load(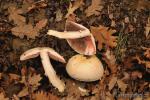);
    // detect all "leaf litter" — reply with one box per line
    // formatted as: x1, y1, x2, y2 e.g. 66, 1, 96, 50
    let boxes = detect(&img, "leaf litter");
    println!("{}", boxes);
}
0, 0, 150, 99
